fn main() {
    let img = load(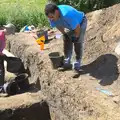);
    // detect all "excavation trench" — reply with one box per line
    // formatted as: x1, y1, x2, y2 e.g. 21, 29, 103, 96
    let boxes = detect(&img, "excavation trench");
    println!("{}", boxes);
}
0, 33, 52, 120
